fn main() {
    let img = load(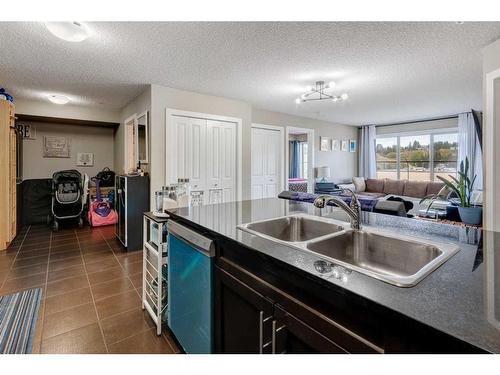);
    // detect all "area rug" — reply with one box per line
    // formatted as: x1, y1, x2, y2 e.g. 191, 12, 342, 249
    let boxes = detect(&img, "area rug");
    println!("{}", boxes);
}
0, 288, 42, 354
